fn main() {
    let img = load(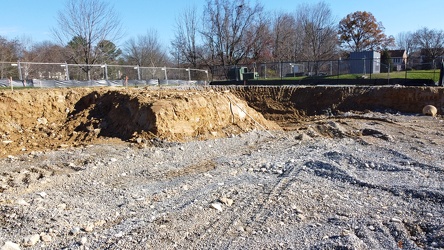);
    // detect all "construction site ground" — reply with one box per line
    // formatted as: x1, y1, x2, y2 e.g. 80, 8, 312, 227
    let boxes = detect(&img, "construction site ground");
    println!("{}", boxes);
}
0, 86, 443, 249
